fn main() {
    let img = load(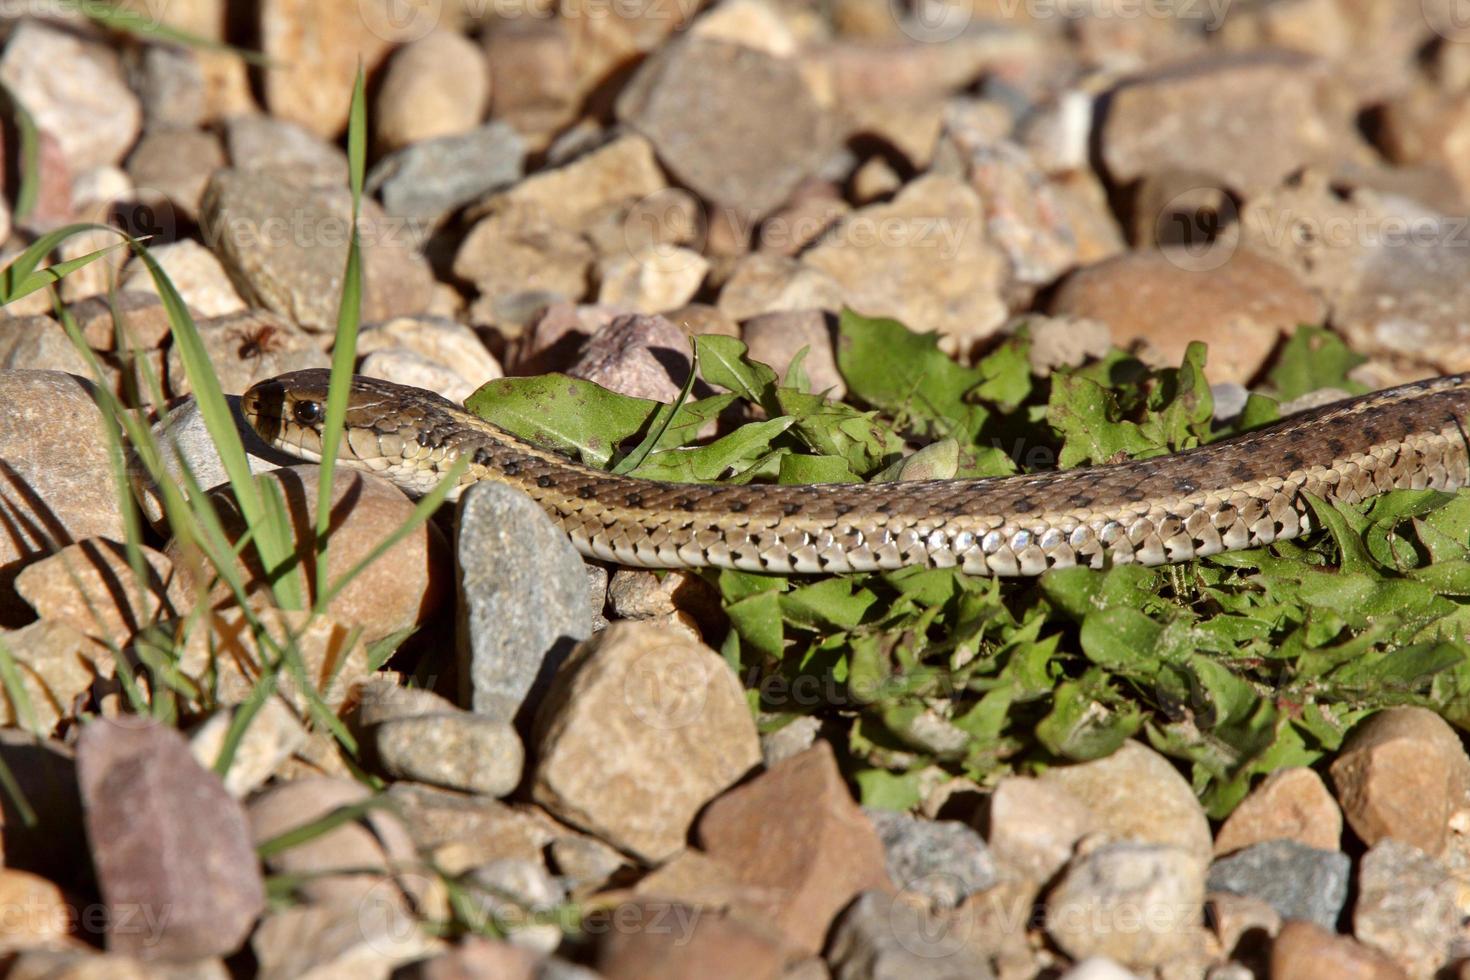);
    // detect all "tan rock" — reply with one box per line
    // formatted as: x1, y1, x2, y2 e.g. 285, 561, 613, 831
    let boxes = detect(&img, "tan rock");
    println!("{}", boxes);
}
596, 245, 709, 314
741, 310, 844, 399
164, 309, 328, 398
15, 539, 184, 647
375, 31, 490, 153
493, 134, 666, 232
533, 622, 760, 862
125, 126, 226, 222
802, 175, 1009, 354
596, 900, 792, 980
1049, 247, 1324, 384
718, 253, 845, 322
1329, 706, 1470, 856
483, 20, 579, 144
1272, 920, 1406, 980
1038, 740, 1212, 864
120, 240, 247, 319
696, 741, 893, 953
1214, 767, 1342, 856
0, 315, 91, 377
65, 293, 174, 351
455, 199, 594, 318
0, 868, 75, 952
986, 775, 1101, 882
260, 0, 398, 138
0, 620, 110, 735
1353, 838, 1458, 978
